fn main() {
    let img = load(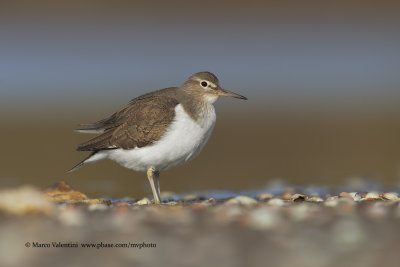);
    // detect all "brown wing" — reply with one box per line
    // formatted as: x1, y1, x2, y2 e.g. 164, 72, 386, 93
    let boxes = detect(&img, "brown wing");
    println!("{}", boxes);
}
76, 89, 179, 151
